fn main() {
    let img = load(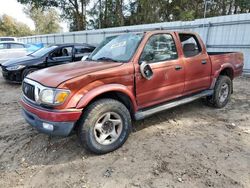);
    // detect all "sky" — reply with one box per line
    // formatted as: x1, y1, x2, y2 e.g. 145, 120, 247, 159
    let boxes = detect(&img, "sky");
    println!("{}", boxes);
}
0, 0, 68, 32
